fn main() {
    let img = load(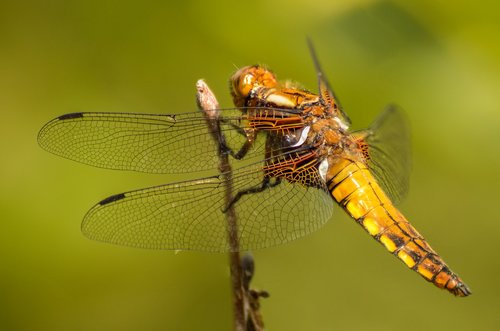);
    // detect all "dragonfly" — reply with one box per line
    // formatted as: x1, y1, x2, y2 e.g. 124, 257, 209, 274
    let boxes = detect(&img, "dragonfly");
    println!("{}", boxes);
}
38, 42, 470, 297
